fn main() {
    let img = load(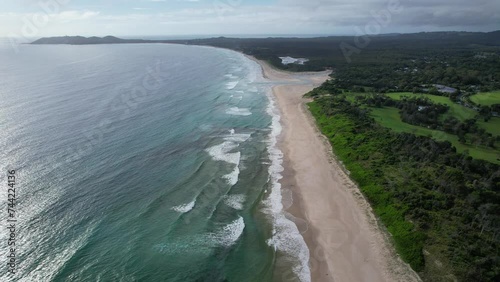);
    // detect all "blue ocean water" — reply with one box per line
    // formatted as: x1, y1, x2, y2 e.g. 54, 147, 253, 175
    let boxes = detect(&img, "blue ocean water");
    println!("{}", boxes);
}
0, 40, 308, 281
